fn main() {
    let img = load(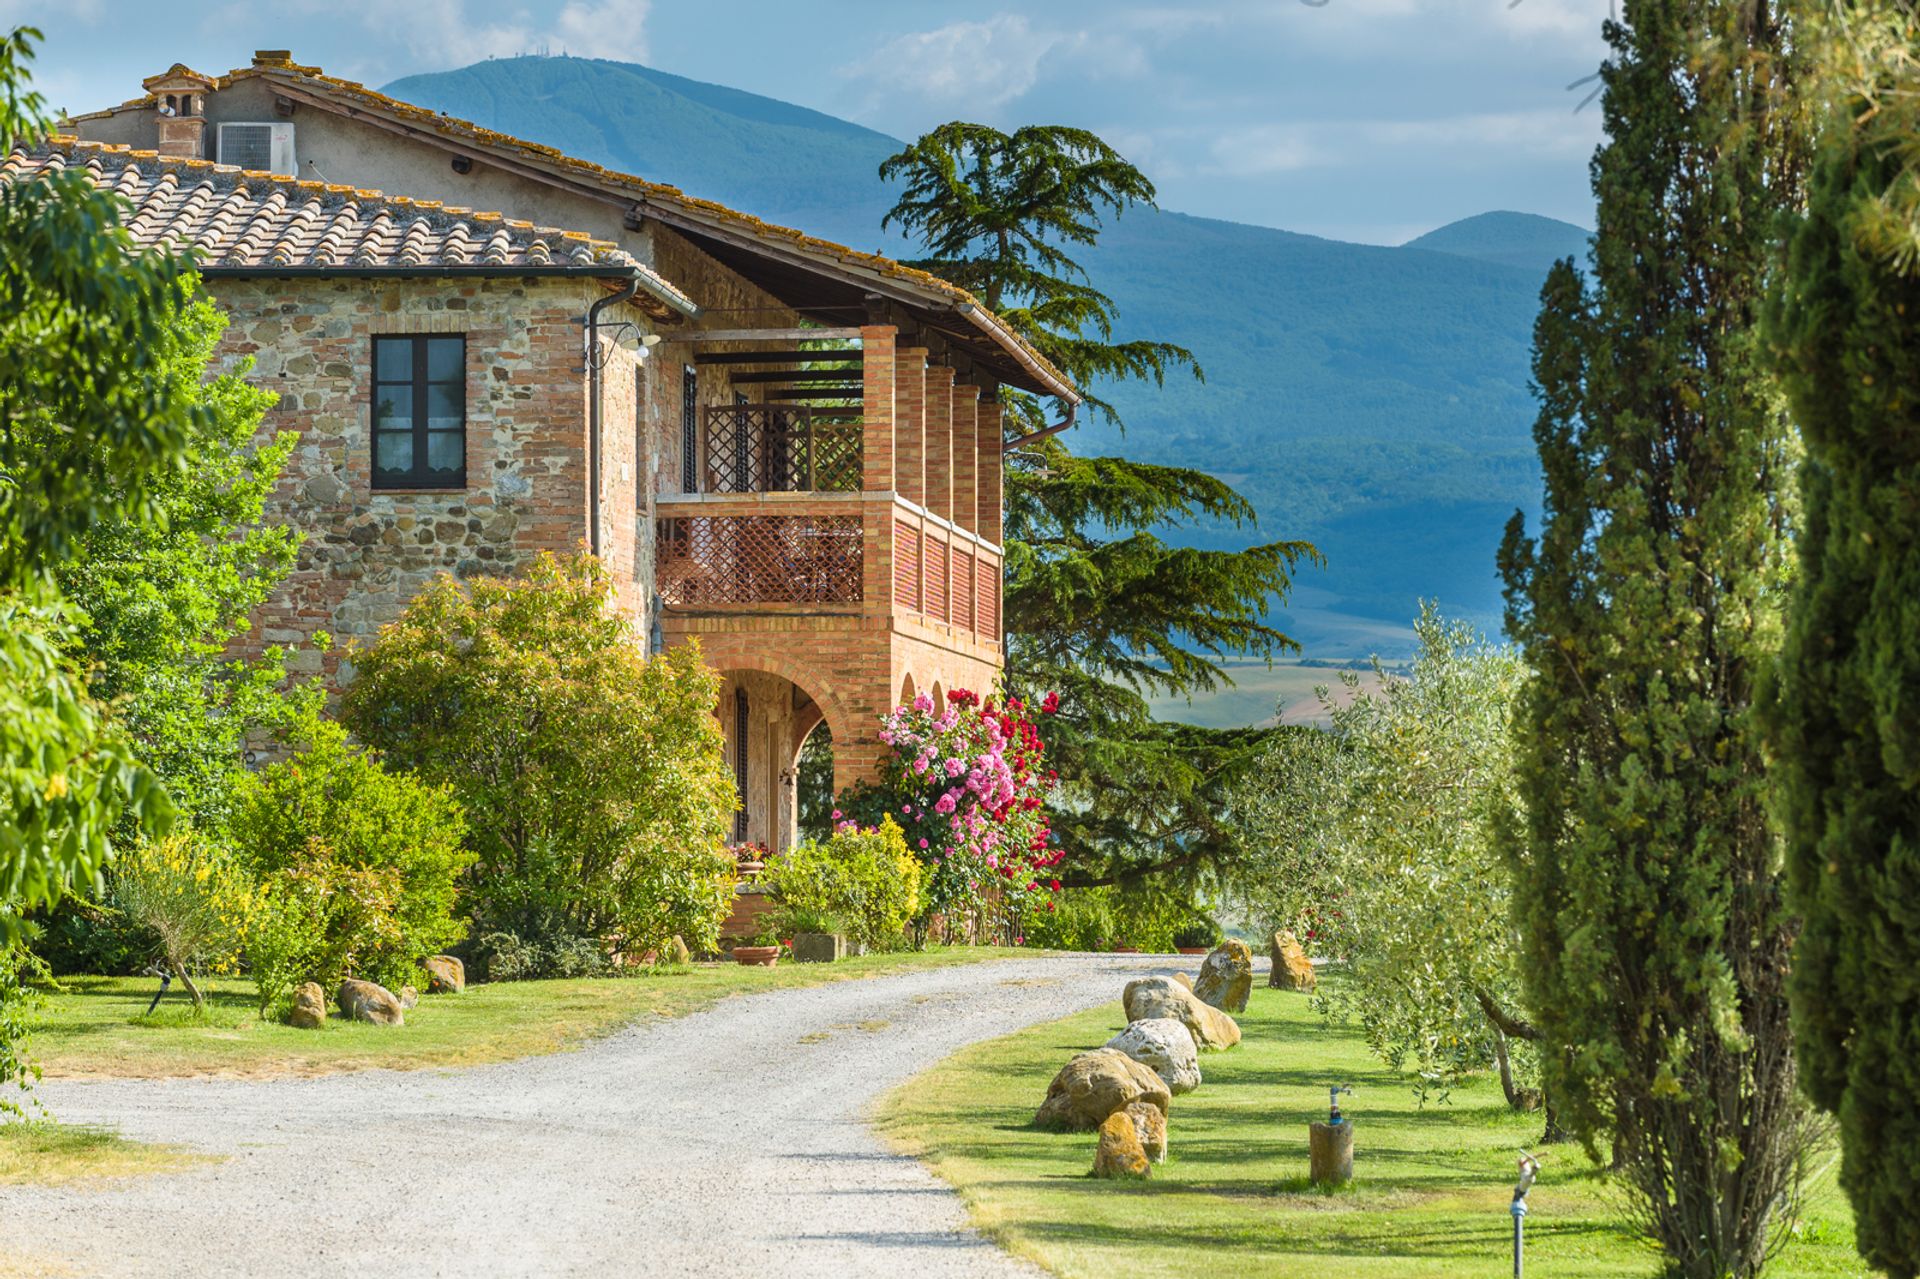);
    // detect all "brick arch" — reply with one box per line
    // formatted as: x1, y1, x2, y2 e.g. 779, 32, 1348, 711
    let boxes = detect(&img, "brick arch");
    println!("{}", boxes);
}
696, 646, 860, 786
